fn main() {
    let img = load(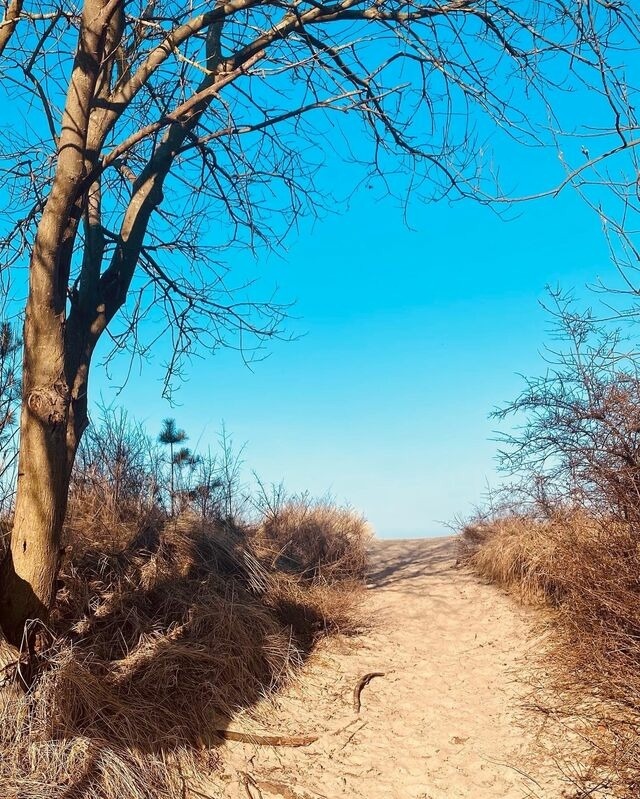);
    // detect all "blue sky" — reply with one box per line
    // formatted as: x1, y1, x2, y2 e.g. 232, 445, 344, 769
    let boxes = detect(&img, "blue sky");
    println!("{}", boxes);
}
3, 7, 635, 537
91, 170, 614, 537
83, 13, 637, 538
